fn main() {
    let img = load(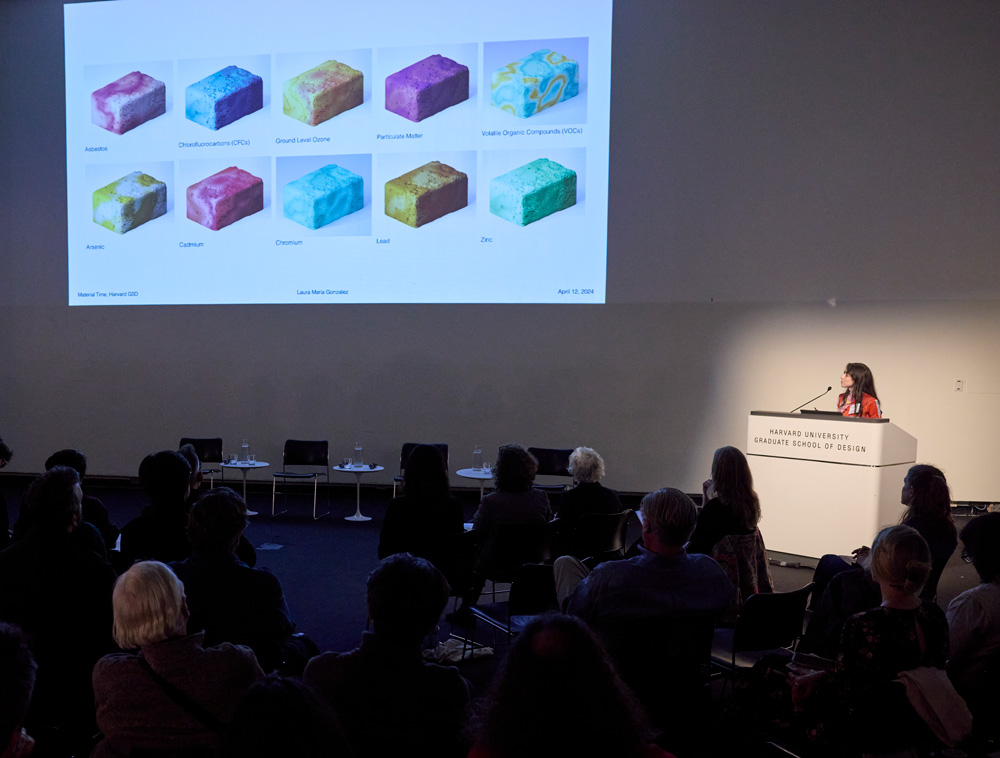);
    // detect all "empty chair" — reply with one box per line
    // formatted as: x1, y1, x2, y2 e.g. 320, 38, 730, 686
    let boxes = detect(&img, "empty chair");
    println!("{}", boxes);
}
711, 582, 815, 677
467, 563, 558, 648
179, 437, 223, 486
271, 440, 329, 519
563, 509, 633, 563
392, 442, 449, 497
475, 521, 557, 603
435, 530, 481, 613
526, 447, 574, 493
